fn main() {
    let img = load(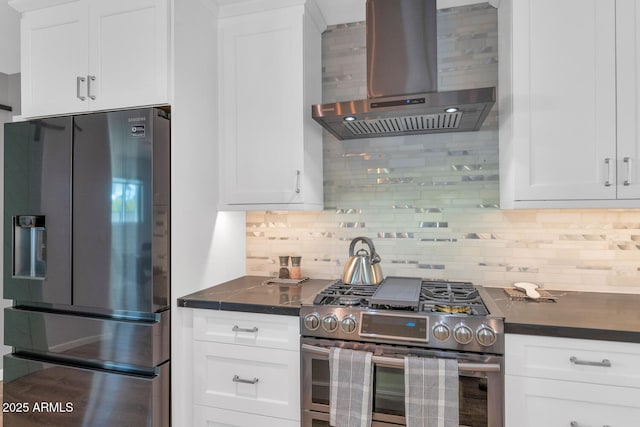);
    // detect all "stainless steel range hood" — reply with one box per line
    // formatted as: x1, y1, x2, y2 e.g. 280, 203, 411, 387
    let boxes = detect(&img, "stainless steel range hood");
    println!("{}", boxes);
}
312, 0, 496, 140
